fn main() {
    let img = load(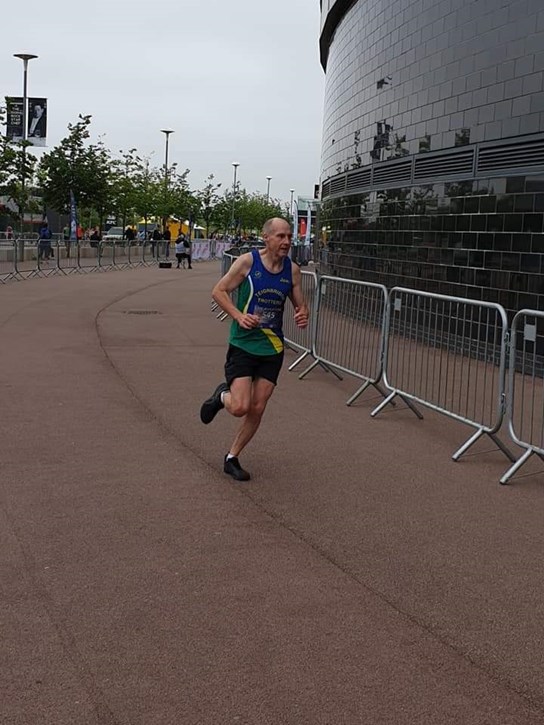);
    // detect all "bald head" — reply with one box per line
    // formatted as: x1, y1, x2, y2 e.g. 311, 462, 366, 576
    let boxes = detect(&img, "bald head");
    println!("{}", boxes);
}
262, 217, 290, 236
